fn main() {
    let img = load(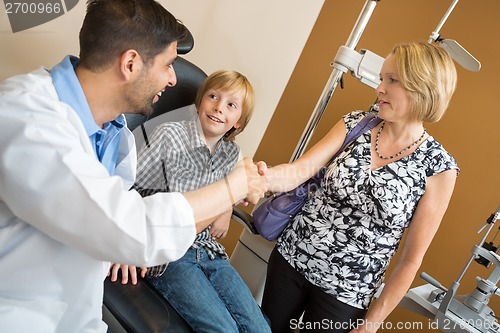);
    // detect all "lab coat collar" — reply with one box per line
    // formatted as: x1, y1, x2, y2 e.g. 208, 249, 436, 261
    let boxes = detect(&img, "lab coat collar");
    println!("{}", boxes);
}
50, 55, 101, 137
50, 55, 126, 136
